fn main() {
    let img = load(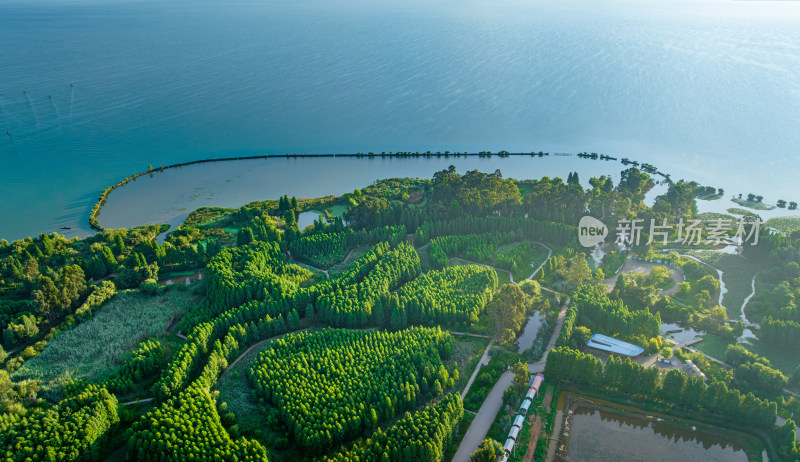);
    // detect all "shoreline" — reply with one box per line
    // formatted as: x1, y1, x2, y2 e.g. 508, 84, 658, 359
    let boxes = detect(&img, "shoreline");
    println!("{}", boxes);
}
88, 150, 669, 232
